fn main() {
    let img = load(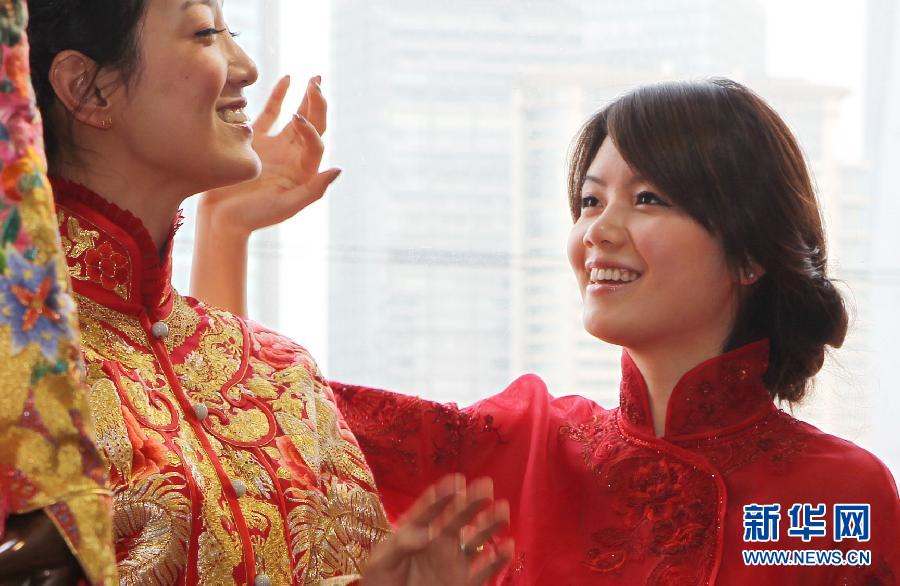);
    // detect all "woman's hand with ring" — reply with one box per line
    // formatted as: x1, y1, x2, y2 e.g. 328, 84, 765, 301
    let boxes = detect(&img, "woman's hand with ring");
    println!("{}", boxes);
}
361, 474, 513, 586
